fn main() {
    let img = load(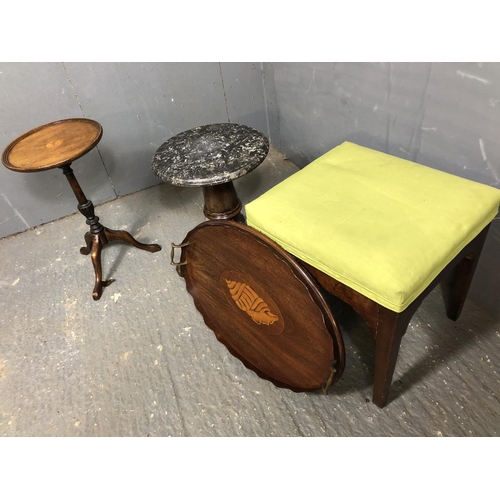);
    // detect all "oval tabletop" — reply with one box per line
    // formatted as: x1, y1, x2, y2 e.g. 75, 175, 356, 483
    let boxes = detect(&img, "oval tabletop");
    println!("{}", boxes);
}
176, 220, 345, 392
2, 118, 102, 172
151, 123, 269, 187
